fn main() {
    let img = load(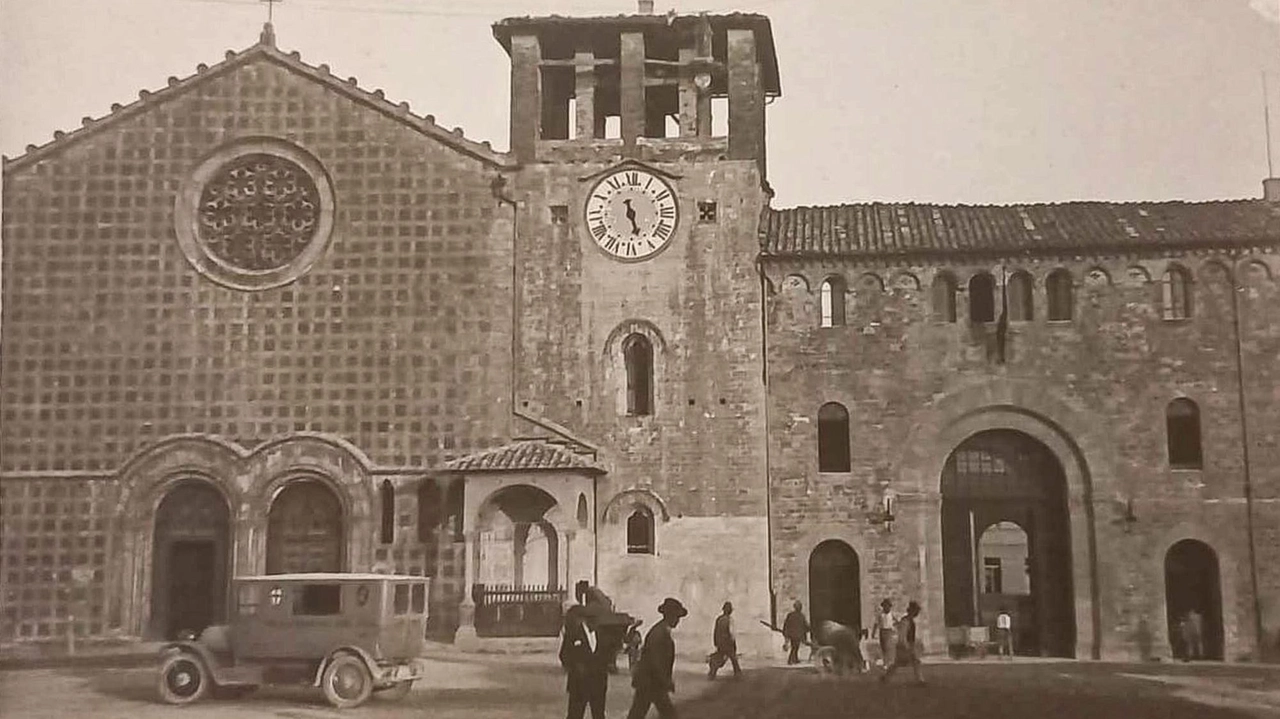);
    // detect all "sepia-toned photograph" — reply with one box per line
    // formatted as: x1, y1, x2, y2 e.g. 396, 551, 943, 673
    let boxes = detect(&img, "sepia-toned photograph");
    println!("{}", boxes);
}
1, 1, 1279, 717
